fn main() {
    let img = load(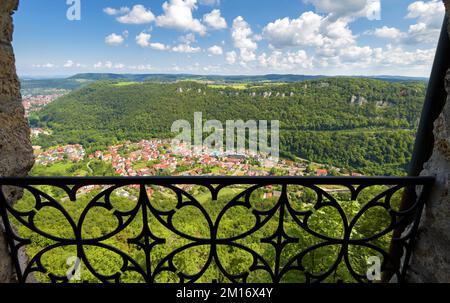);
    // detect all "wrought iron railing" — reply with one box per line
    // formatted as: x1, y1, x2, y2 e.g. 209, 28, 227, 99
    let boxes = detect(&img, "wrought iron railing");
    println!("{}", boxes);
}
0, 176, 434, 283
